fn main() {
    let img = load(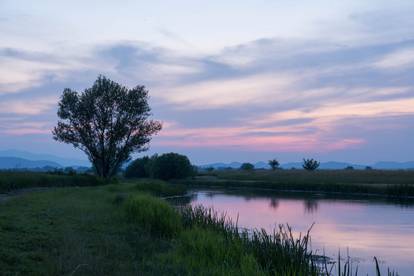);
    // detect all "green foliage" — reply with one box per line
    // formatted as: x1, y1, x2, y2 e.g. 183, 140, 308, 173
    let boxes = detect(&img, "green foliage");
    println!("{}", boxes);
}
0, 171, 104, 192
151, 152, 193, 180
179, 205, 318, 275
268, 159, 280, 170
124, 194, 182, 237
53, 76, 162, 179
302, 158, 320, 171
134, 180, 187, 197
240, 162, 254, 170
158, 227, 265, 275
124, 156, 152, 178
